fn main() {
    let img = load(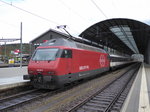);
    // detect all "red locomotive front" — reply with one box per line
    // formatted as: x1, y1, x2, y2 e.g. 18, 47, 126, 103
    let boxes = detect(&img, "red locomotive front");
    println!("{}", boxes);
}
23, 38, 110, 89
